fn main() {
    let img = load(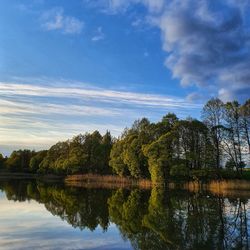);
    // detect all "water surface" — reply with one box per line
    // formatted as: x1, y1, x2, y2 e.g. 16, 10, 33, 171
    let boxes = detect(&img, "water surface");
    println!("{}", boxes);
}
0, 179, 250, 249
